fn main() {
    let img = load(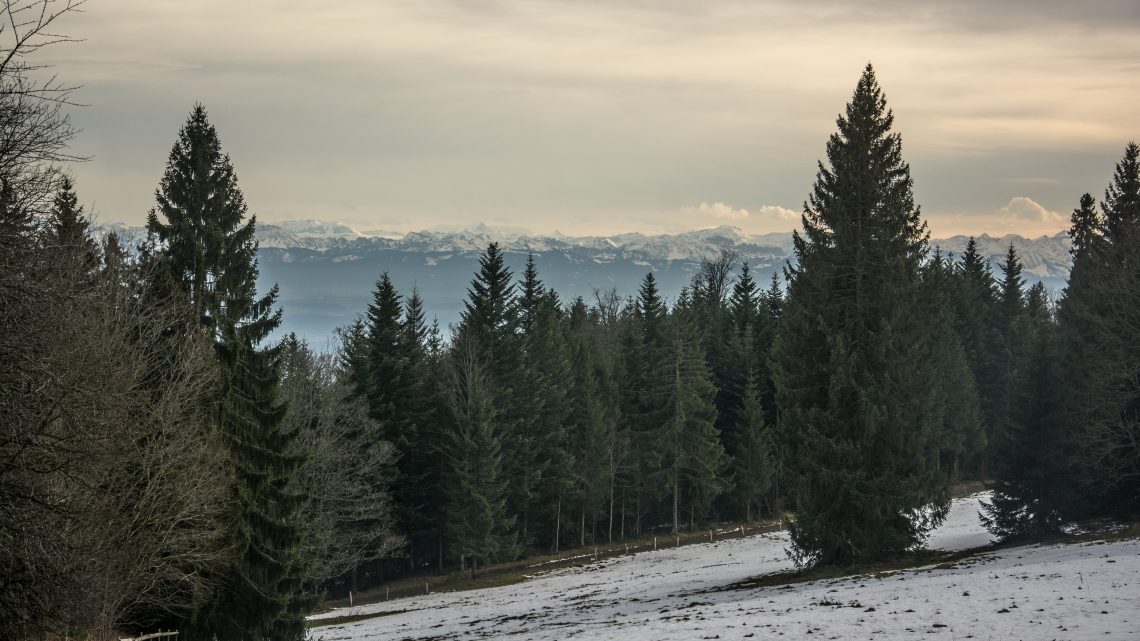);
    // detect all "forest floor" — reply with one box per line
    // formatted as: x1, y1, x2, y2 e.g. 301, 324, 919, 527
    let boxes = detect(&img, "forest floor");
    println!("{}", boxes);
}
307, 493, 1140, 640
